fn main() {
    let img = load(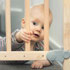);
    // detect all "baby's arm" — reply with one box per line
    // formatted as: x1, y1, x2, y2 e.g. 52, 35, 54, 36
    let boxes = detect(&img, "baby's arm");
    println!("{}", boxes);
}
0, 29, 24, 51
11, 29, 24, 50
0, 36, 6, 51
